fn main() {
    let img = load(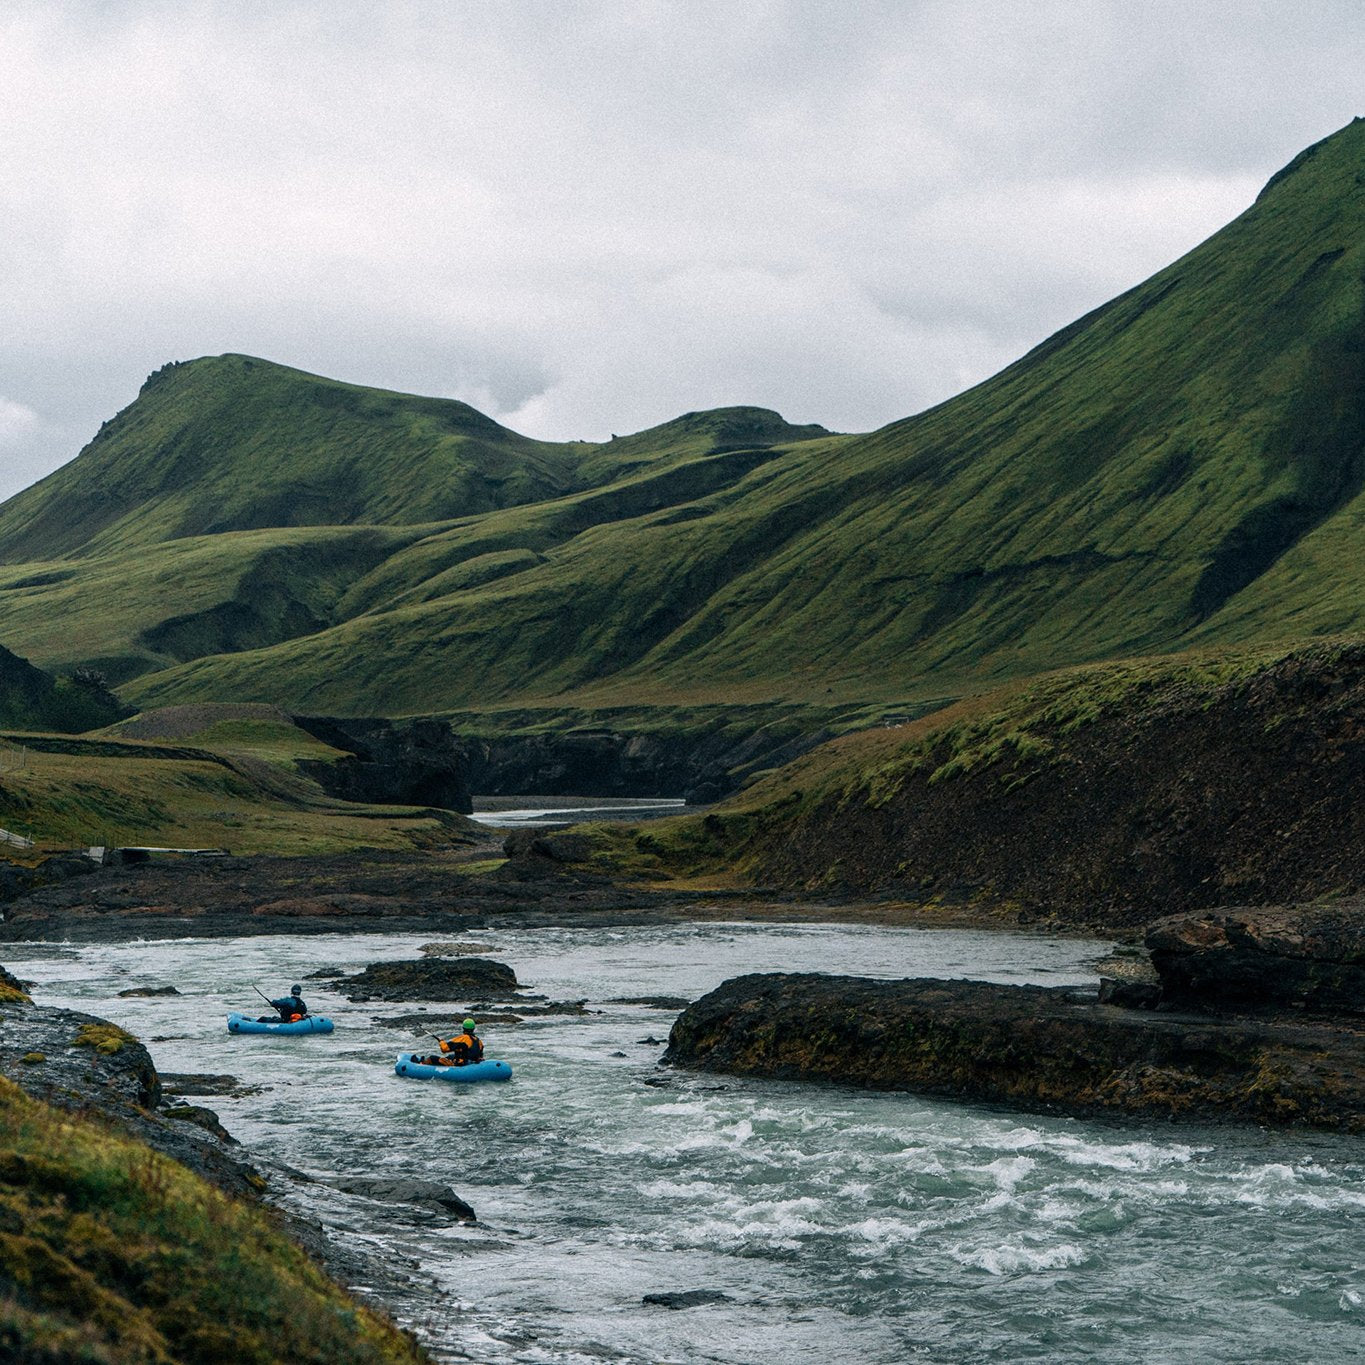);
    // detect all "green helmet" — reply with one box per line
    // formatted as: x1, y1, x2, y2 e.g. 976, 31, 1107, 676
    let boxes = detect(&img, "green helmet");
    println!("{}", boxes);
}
463, 1018, 477, 1031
